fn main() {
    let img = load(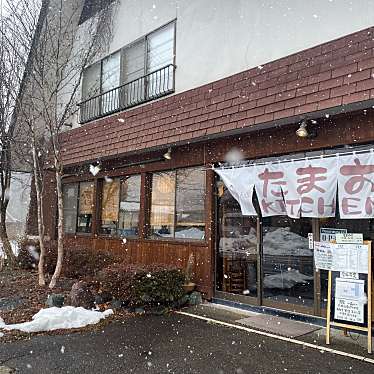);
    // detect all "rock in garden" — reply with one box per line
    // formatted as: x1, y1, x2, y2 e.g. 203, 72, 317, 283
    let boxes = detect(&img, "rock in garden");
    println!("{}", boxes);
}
187, 291, 202, 306
111, 299, 123, 309
46, 294, 65, 308
70, 281, 94, 309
